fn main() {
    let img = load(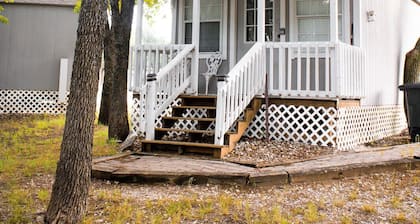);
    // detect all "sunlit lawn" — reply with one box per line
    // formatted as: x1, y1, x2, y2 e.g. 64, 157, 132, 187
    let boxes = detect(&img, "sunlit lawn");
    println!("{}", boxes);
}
0, 115, 119, 223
